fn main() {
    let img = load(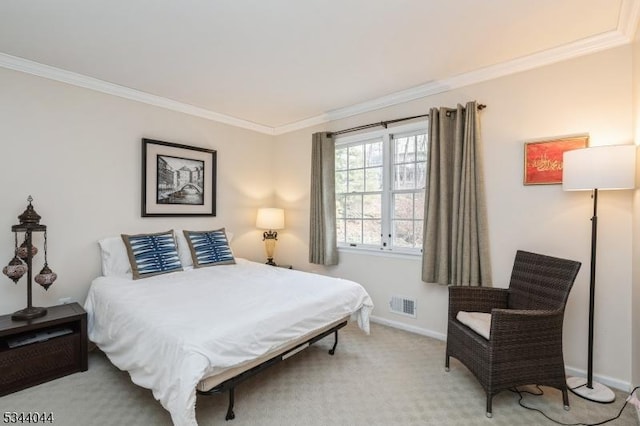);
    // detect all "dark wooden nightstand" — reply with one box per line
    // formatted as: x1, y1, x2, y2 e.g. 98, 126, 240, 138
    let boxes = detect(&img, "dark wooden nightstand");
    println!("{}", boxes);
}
0, 302, 88, 396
